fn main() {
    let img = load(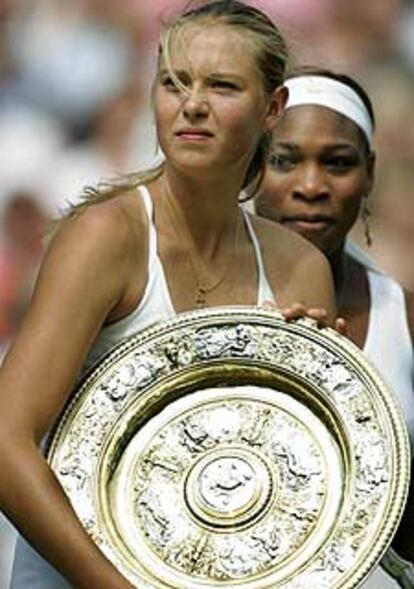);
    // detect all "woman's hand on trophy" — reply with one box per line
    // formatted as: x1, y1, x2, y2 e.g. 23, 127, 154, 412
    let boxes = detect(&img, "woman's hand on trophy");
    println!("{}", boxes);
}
262, 301, 347, 336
